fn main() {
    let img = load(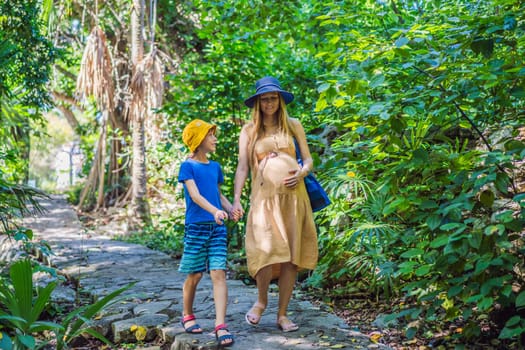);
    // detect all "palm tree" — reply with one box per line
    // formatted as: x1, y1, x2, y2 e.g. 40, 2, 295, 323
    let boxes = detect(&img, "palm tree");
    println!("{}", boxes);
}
129, 0, 151, 226
72, 0, 165, 227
